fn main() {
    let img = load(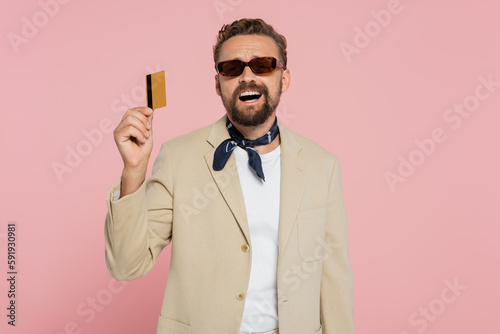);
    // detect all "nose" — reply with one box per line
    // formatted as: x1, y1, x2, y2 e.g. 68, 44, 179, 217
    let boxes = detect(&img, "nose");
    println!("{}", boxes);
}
238, 64, 257, 83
